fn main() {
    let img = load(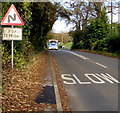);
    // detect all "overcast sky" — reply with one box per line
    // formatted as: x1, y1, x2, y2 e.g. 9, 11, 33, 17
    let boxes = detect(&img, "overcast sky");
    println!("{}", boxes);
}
52, 19, 73, 33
